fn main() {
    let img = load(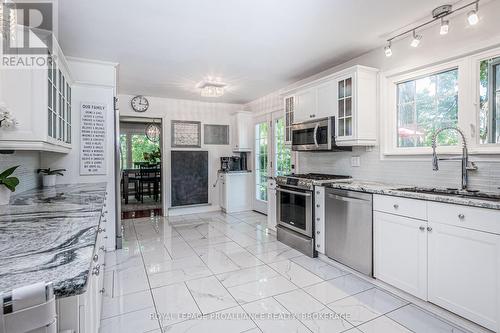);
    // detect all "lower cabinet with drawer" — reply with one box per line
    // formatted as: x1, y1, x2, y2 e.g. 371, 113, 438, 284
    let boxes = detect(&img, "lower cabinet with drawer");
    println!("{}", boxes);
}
374, 195, 500, 332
